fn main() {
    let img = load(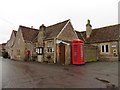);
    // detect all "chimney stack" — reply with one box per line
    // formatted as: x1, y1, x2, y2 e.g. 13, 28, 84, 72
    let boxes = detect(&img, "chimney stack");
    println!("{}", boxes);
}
39, 24, 46, 39
39, 24, 46, 30
86, 19, 92, 38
